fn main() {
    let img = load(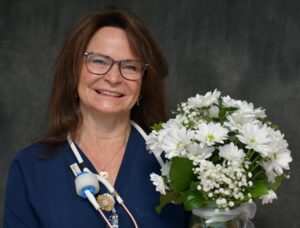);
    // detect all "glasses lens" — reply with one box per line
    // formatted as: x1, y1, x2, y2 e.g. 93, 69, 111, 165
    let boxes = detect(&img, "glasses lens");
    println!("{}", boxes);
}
86, 54, 112, 75
120, 60, 145, 80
